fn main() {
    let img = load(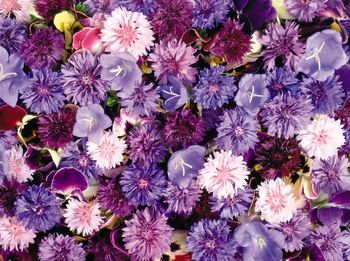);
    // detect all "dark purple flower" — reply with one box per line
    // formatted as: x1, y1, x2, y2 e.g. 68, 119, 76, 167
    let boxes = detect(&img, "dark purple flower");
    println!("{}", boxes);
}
300, 76, 345, 115
51, 167, 88, 194
152, 0, 193, 41
120, 163, 167, 206
61, 50, 110, 106
260, 94, 314, 139
38, 108, 76, 149
193, 66, 236, 109
0, 178, 26, 216
0, 16, 26, 54
216, 107, 259, 155
20, 28, 64, 69
266, 68, 300, 98
162, 110, 205, 150
259, 21, 304, 72
164, 180, 202, 216
192, 0, 229, 29
15, 185, 61, 232
335, 64, 350, 95
187, 219, 237, 261
127, 121, 167, 164
20, 68, 65, 114
35, 0, 71, 19
210, 187, 253, 219
85, 0, 119, 14
38, 233, 86, 261
312, 155, 350, 195
158, 76, 189, 111
234, 222, 285, 261
285, 0, 327, 22
122, 207, 173, 261
211, 19, 252, 64
97, 177, 134, 217
118, 0, 158, 17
